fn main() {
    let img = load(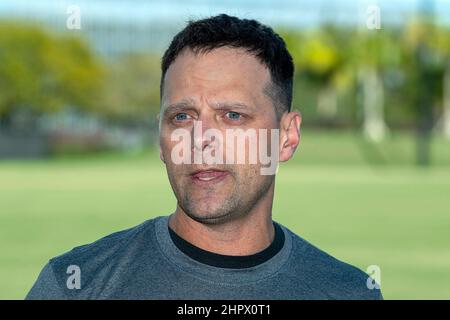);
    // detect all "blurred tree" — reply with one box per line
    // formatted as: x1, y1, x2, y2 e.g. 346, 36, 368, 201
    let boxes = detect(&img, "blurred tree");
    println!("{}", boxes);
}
431, 27, 450, 139
402, 12, 450, 165
350, 29, 401, 142
442, 59, 450, 139
99, 53, 161, 123
297, 27, 344, 120
0, 21, 104, 130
